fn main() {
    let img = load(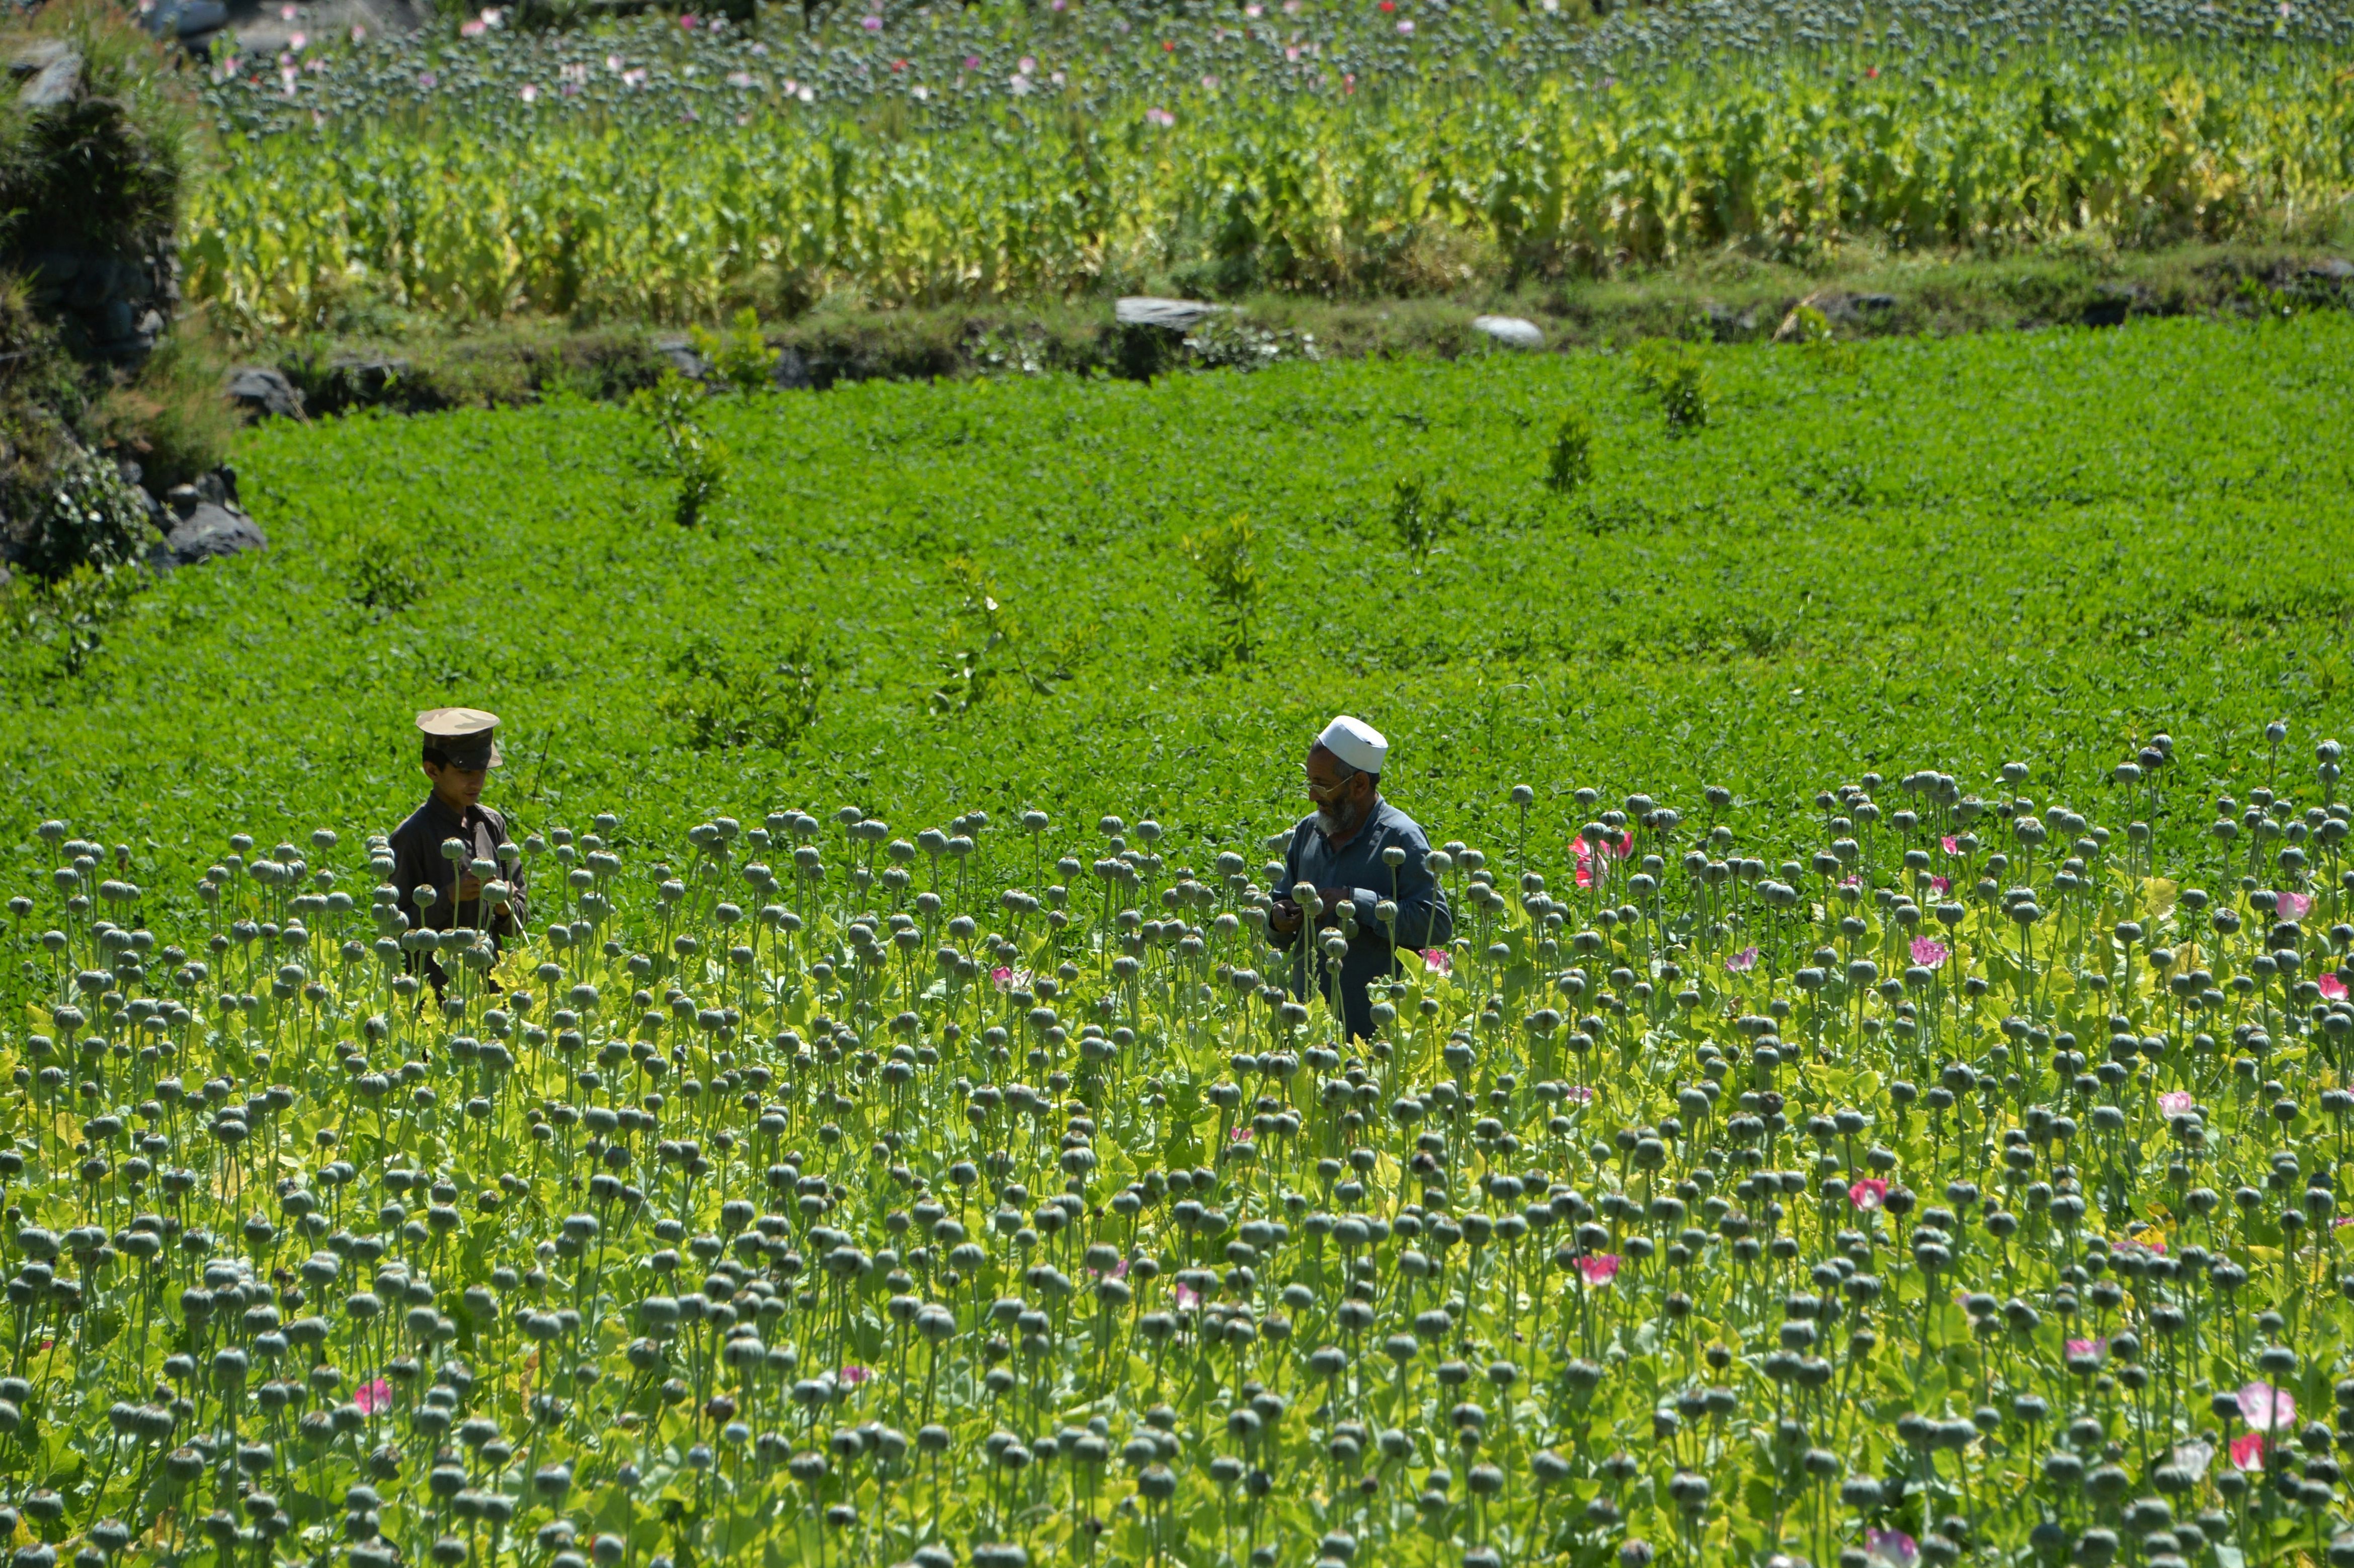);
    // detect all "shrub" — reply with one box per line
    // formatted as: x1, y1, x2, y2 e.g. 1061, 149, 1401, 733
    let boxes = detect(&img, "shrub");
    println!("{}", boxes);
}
1388, 475, 1467, 564
1179, 513, 1263, 663
13, 446, 154, 582
689, 307, 780, 397
1546, 408, 1593, 493
628, 371, 727, 526
1631, 339, 1713, 434
0, 0, 201, 262
91, 324, 238, 492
